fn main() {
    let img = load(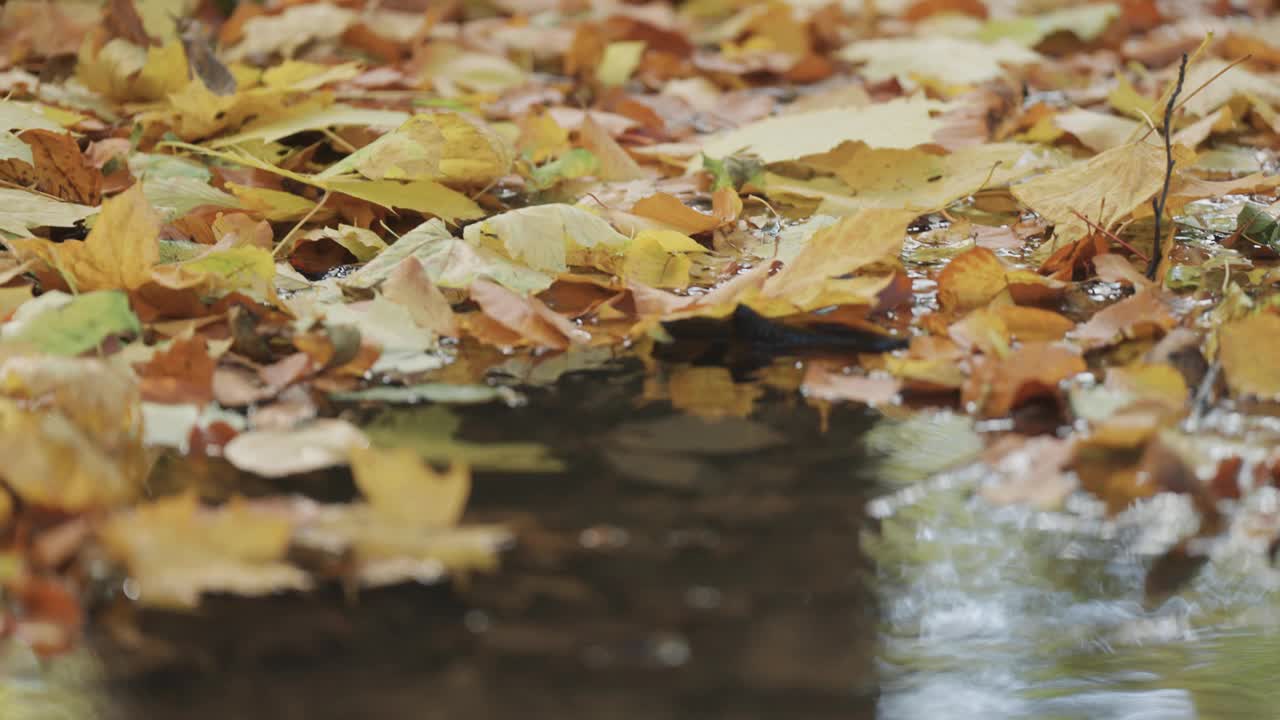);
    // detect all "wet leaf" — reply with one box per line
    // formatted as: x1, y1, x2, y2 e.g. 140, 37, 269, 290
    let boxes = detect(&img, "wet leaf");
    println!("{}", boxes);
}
1012, 141, 1193, 249
1218, 312, 1280, 399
